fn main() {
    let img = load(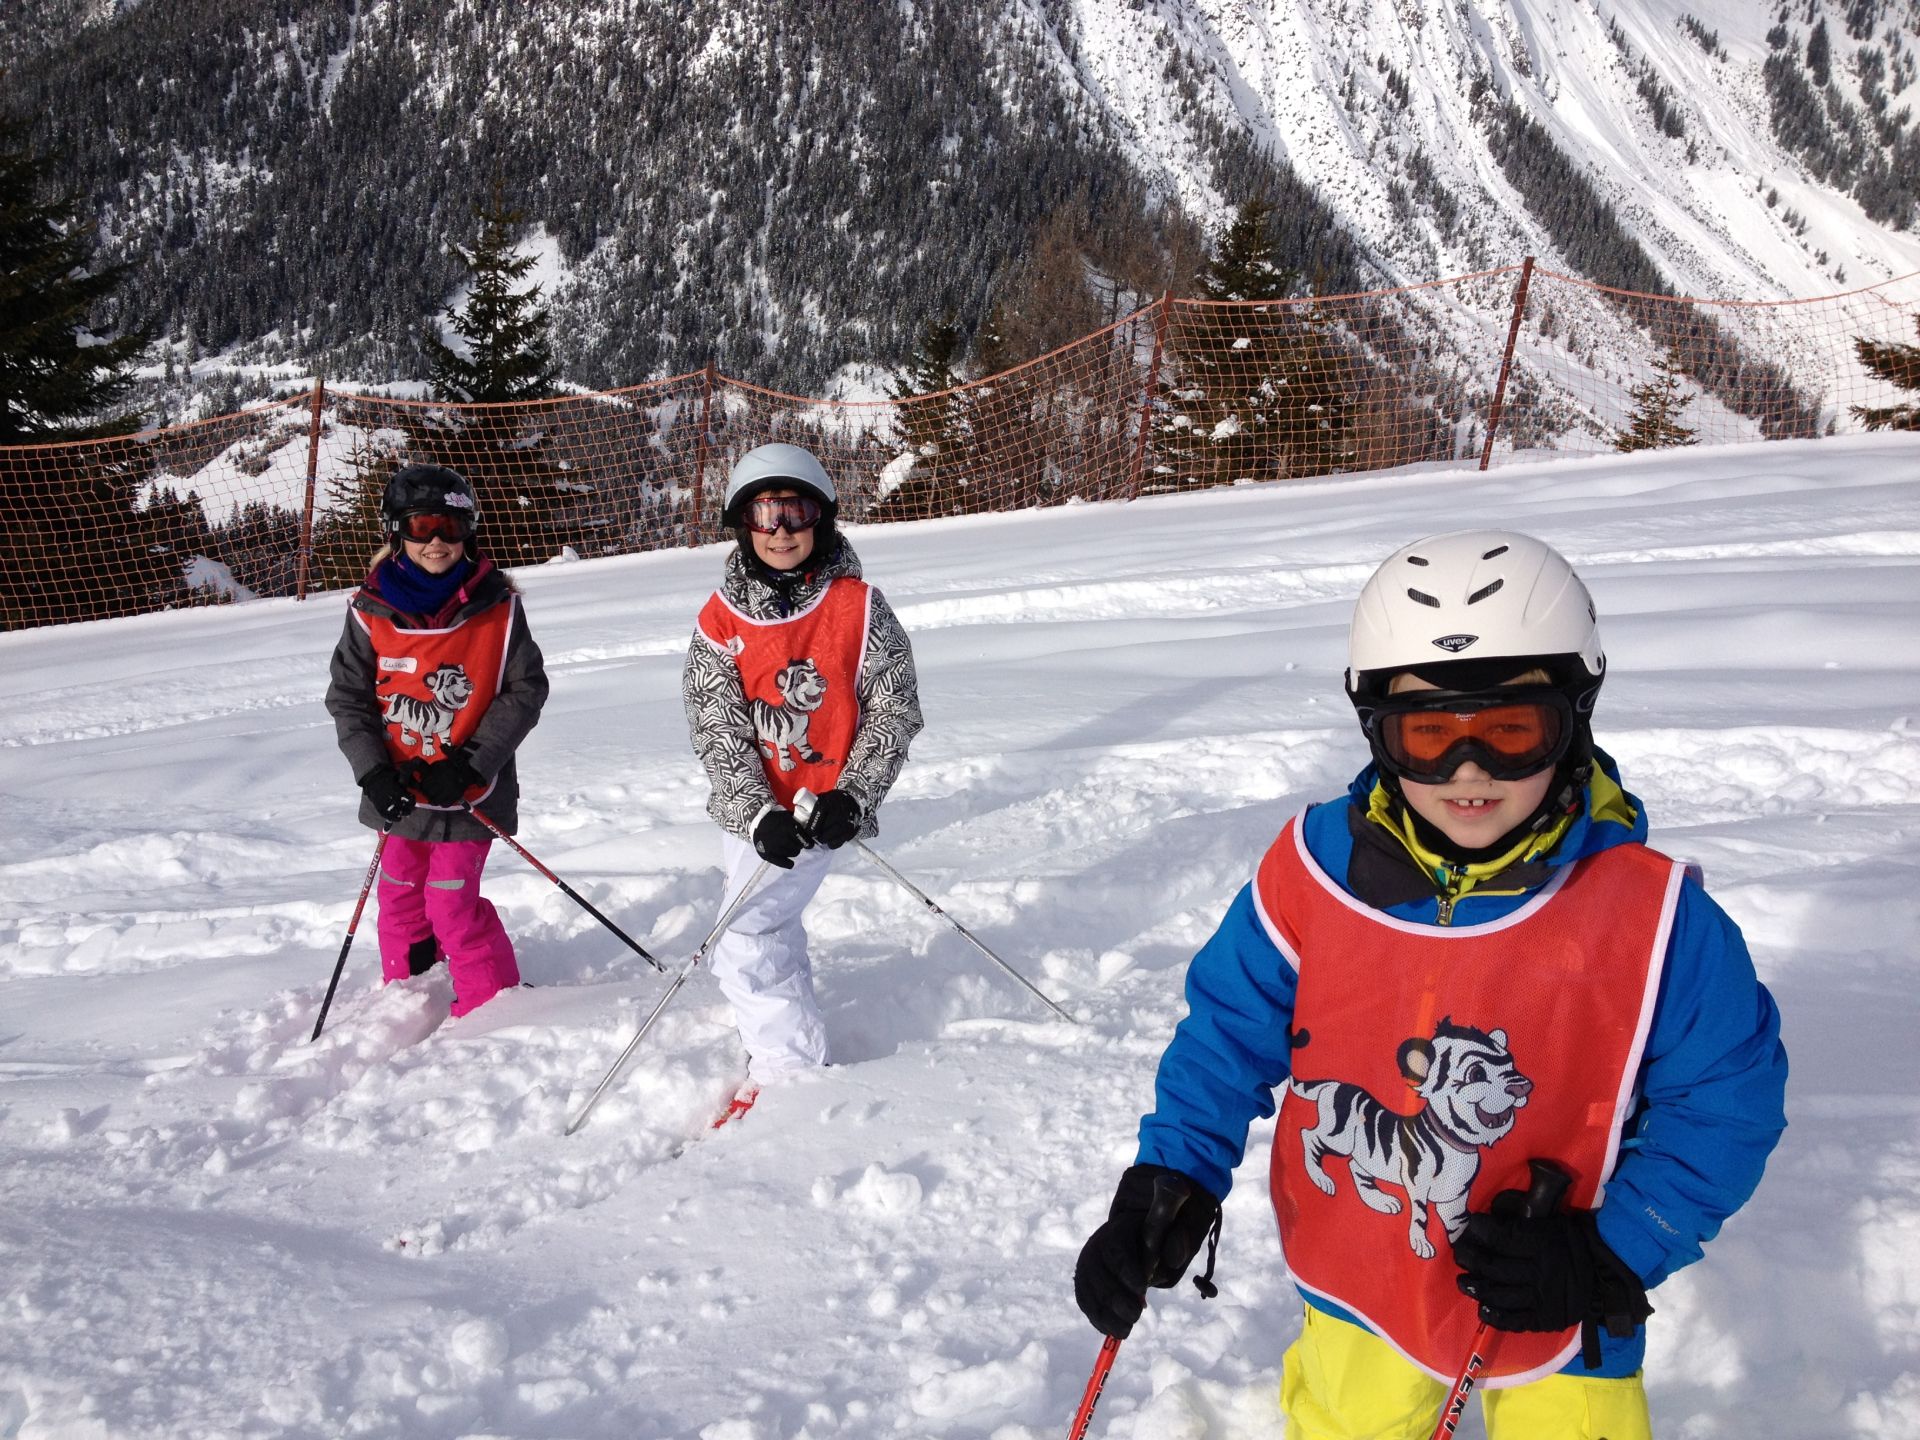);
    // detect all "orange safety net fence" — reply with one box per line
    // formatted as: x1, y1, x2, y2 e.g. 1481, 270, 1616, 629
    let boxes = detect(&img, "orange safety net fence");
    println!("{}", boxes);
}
1, 264, 1914, 630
